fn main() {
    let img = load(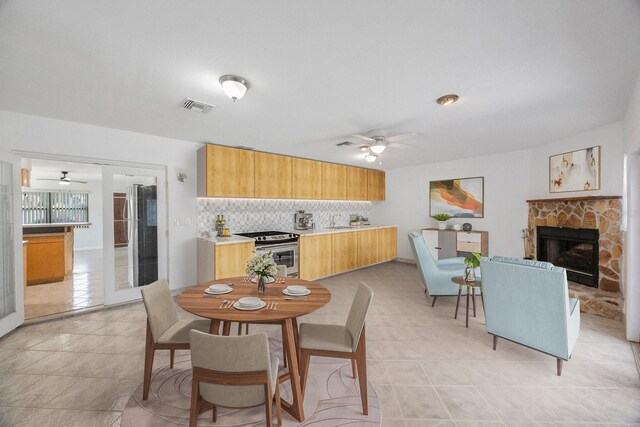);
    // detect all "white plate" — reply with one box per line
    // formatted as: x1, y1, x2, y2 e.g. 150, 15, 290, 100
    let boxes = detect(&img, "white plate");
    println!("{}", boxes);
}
208, 284, 231, 292
250, 277, 276, 284
282, 288, 311, 296
286, 285, 307, 294
233, 300, 267, 311
205, 287, 232, 295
